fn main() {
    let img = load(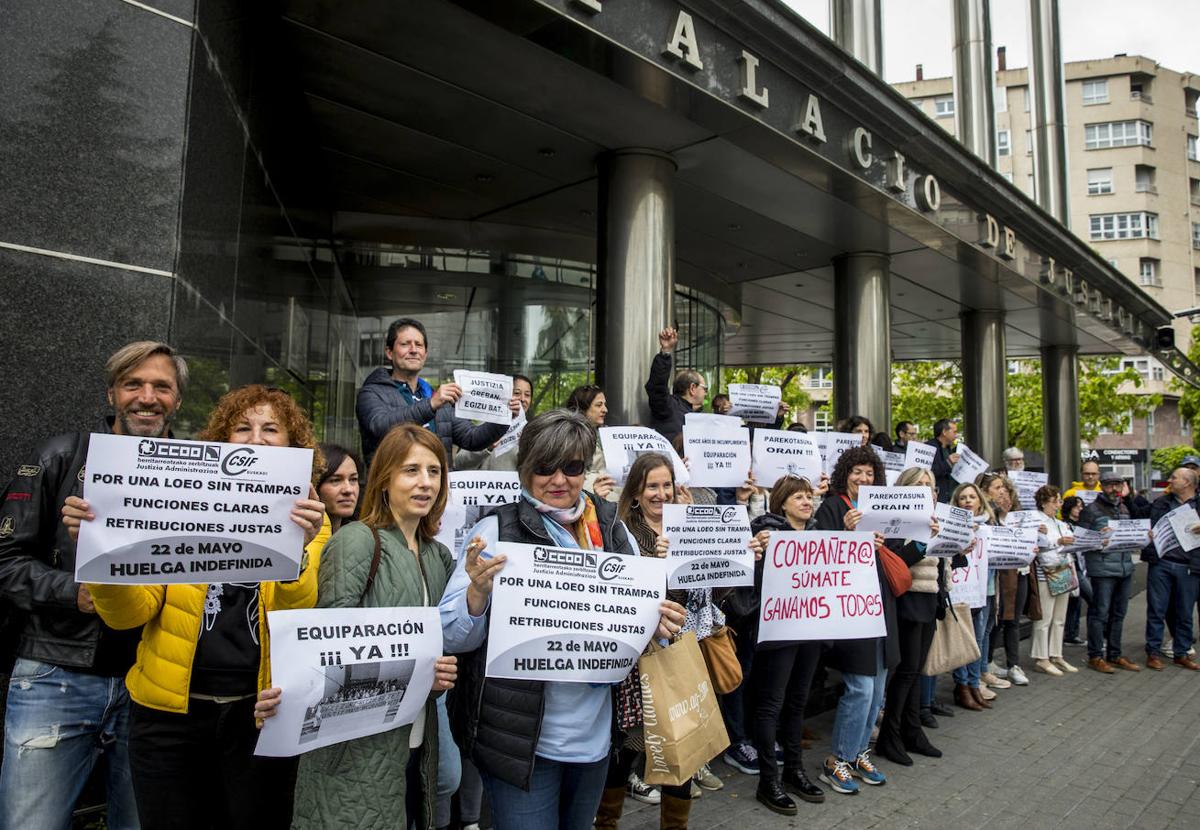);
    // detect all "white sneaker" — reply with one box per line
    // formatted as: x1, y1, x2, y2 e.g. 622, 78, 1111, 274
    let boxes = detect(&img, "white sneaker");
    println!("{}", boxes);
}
1007, 665, 1029, 686
987, 662, 1009, 679
627, 771, 661, 804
